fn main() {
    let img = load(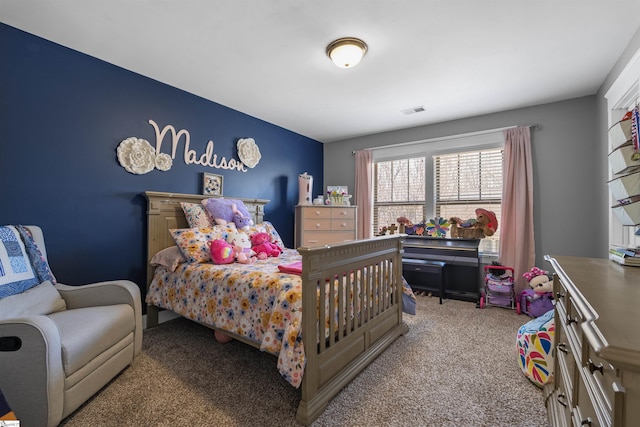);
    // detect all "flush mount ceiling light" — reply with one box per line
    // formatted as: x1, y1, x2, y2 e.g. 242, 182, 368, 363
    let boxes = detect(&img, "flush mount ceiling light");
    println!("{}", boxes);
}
326, 37, 368, 69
